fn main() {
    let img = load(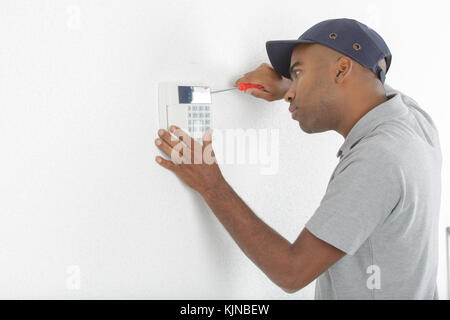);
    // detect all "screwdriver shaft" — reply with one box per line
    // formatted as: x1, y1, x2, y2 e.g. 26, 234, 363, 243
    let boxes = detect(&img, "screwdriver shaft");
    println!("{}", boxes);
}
211, 87, 238, 94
